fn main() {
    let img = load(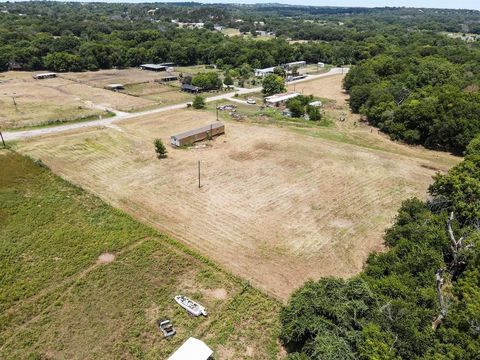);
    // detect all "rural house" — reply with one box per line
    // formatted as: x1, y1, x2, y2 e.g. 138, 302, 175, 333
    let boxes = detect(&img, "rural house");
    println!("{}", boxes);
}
140, 64, 167, 71
265, 92, 300, 107
167, 337, 213, 360
181, 84, 202, 93
170, 123, 225, 147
